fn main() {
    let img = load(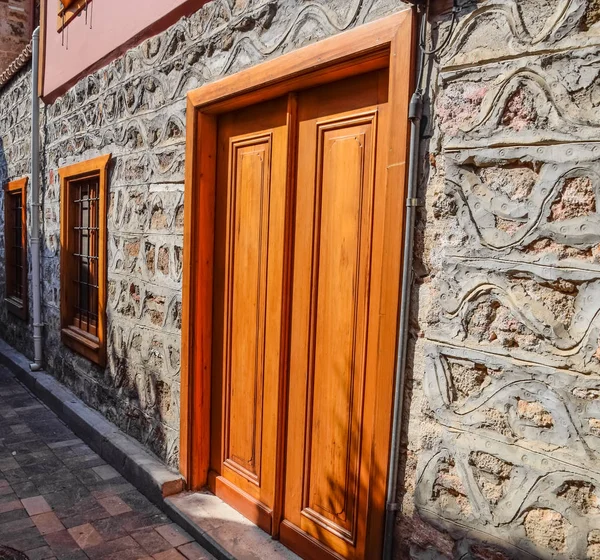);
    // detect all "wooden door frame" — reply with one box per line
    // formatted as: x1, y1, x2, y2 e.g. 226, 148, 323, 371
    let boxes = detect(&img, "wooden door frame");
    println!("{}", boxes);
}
181, 8, 415, 507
